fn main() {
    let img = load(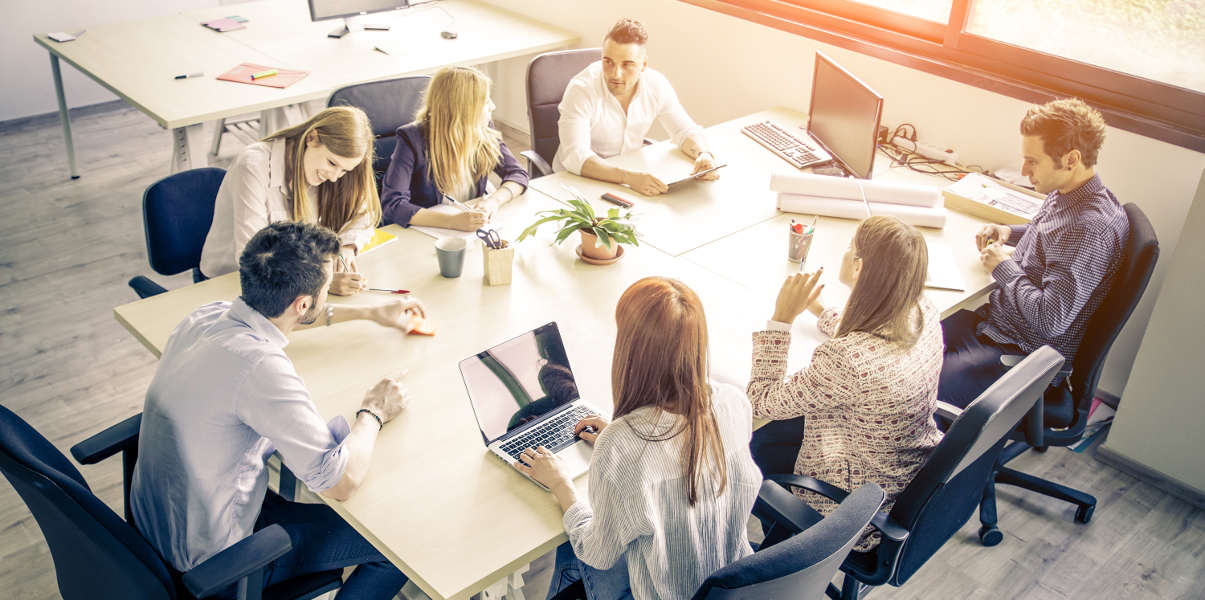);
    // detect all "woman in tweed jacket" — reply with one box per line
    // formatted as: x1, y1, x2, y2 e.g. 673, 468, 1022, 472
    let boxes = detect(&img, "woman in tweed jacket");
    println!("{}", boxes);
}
748, 216, 944, 549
